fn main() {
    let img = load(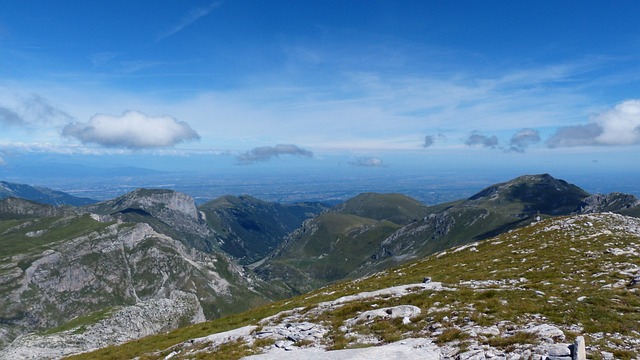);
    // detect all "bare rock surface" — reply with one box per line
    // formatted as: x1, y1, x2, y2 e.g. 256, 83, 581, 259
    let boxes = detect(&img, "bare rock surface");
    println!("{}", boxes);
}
244, 338, 441, 360
0, 291, 205, 360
